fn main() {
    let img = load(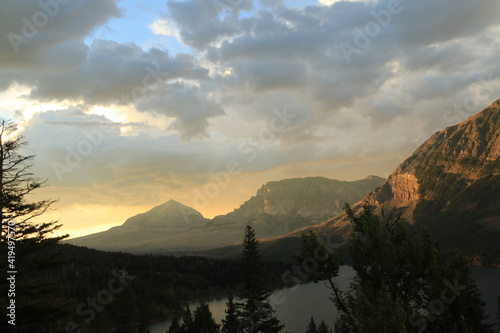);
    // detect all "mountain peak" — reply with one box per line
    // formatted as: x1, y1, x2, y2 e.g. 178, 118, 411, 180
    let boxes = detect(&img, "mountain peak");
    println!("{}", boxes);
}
308, 98, 500, 264
161, 199, 183, 207
364, 175, 383, 181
